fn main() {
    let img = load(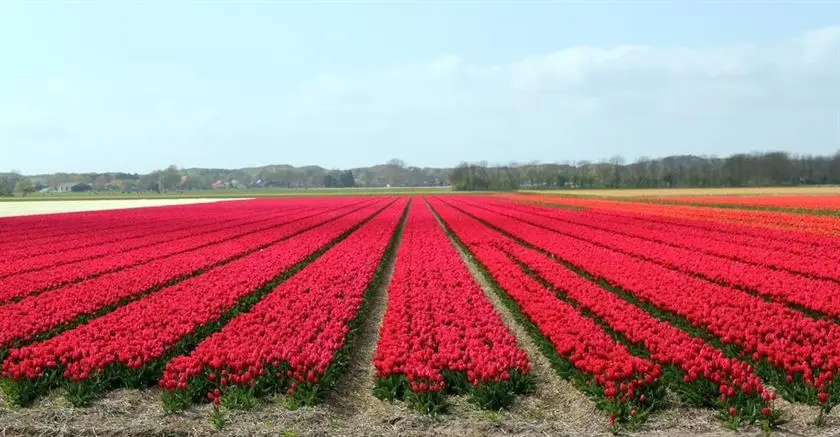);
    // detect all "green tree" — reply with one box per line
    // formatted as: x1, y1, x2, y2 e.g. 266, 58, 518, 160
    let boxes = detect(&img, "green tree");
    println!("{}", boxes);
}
450, 162, 518, 191
0, 176, 18, 196
161, 165, 182, 191
15, 179, 35, 196
340, 170, 355, 187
